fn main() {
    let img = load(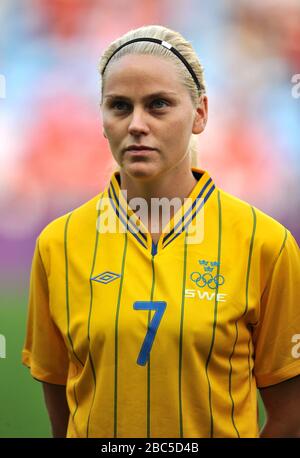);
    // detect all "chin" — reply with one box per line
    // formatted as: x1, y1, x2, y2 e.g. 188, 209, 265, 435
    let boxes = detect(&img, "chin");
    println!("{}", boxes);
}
124, 161, 160, 181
